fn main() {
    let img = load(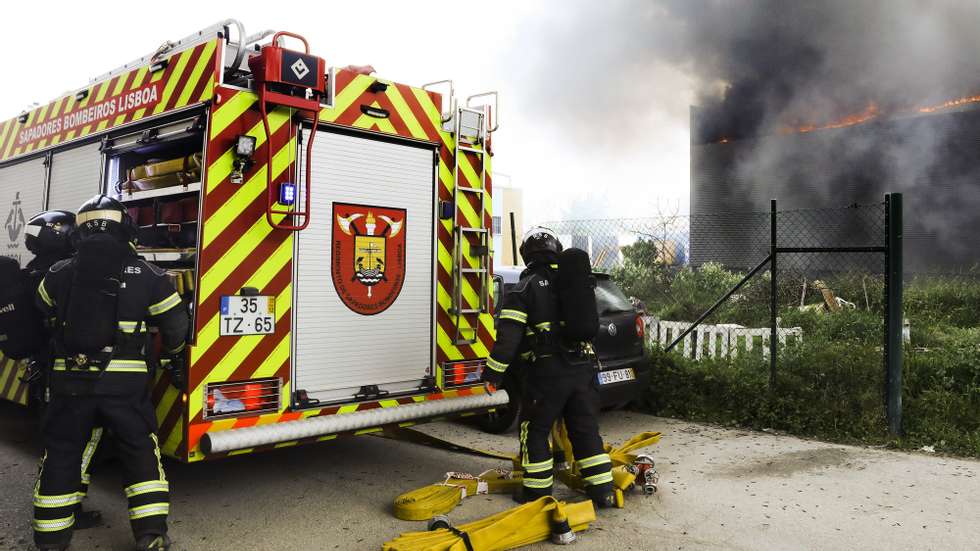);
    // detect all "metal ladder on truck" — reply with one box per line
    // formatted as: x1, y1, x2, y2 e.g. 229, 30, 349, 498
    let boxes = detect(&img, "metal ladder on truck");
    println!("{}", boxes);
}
449, 93, 498, 345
